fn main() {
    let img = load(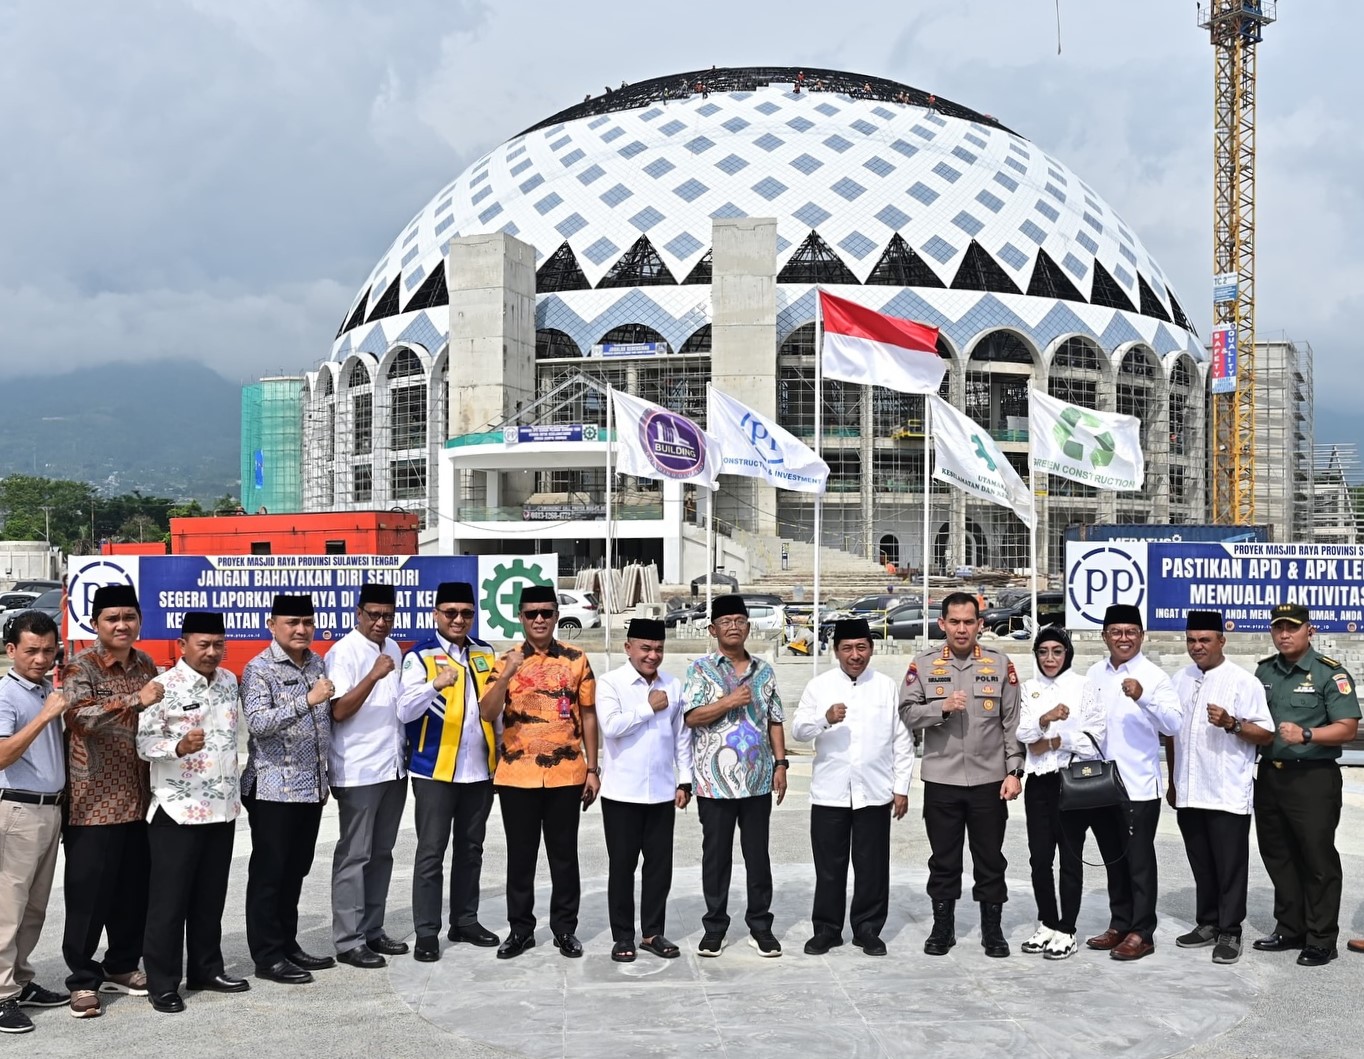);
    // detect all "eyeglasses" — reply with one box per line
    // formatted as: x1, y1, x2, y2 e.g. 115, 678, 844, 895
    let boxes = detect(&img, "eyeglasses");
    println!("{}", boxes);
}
360, 609, 396, 623
521, 608, 557, 621
713, 617, 749, 629
436, 608, 476, 621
